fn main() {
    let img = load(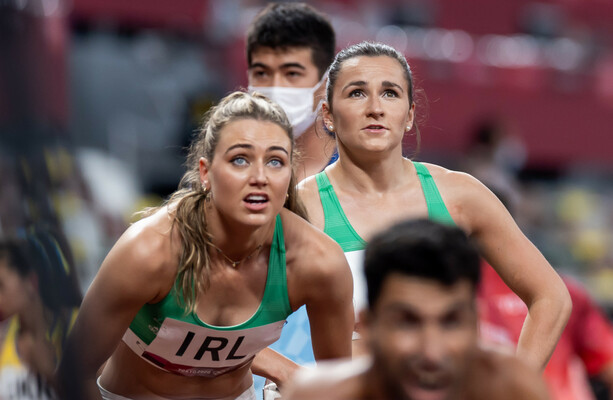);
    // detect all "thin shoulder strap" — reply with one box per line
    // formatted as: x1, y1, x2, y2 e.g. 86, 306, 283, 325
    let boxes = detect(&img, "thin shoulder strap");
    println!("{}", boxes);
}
413, 162, 455, 225
314, 172, 366, 252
